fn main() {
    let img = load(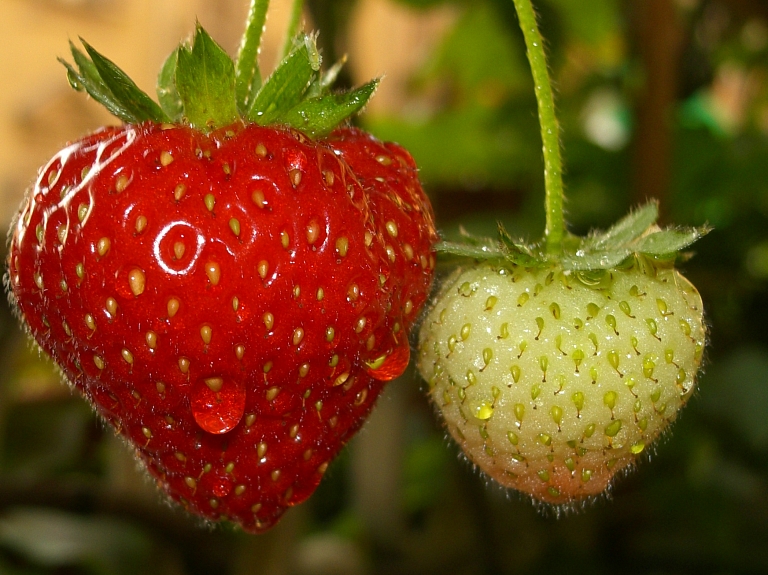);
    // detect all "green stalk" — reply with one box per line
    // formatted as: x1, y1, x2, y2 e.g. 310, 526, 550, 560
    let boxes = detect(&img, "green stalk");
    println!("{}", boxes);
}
236, 0, 270, 112
512, 0, 565, 256
279, 0, 305, 61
